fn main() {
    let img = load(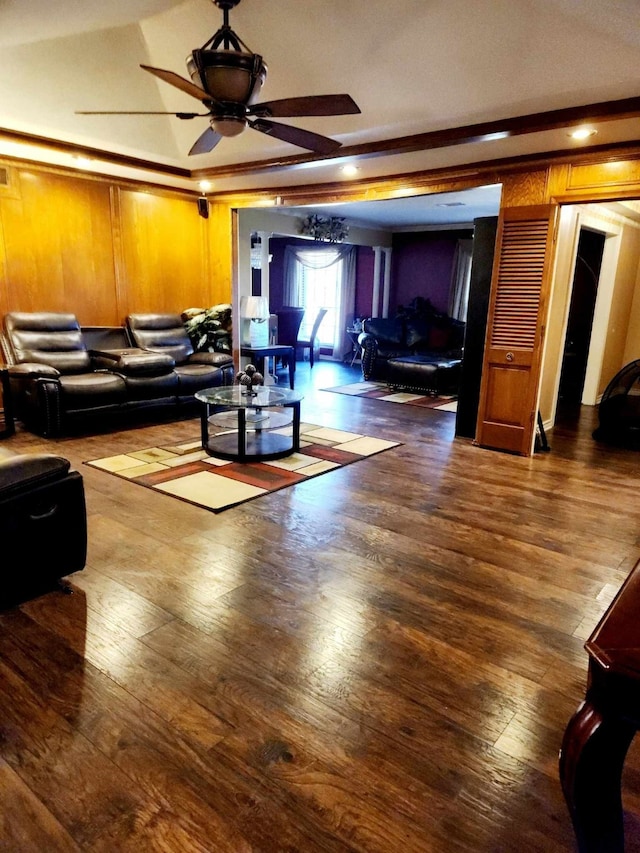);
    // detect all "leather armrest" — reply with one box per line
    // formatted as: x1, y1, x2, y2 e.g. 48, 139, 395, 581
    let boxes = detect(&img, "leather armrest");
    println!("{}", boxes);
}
188, 352, 234, 367
0, 453, 71, 500
8, 363, 60, 378
90, 349, 175, 375
358, 332, 376, 346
